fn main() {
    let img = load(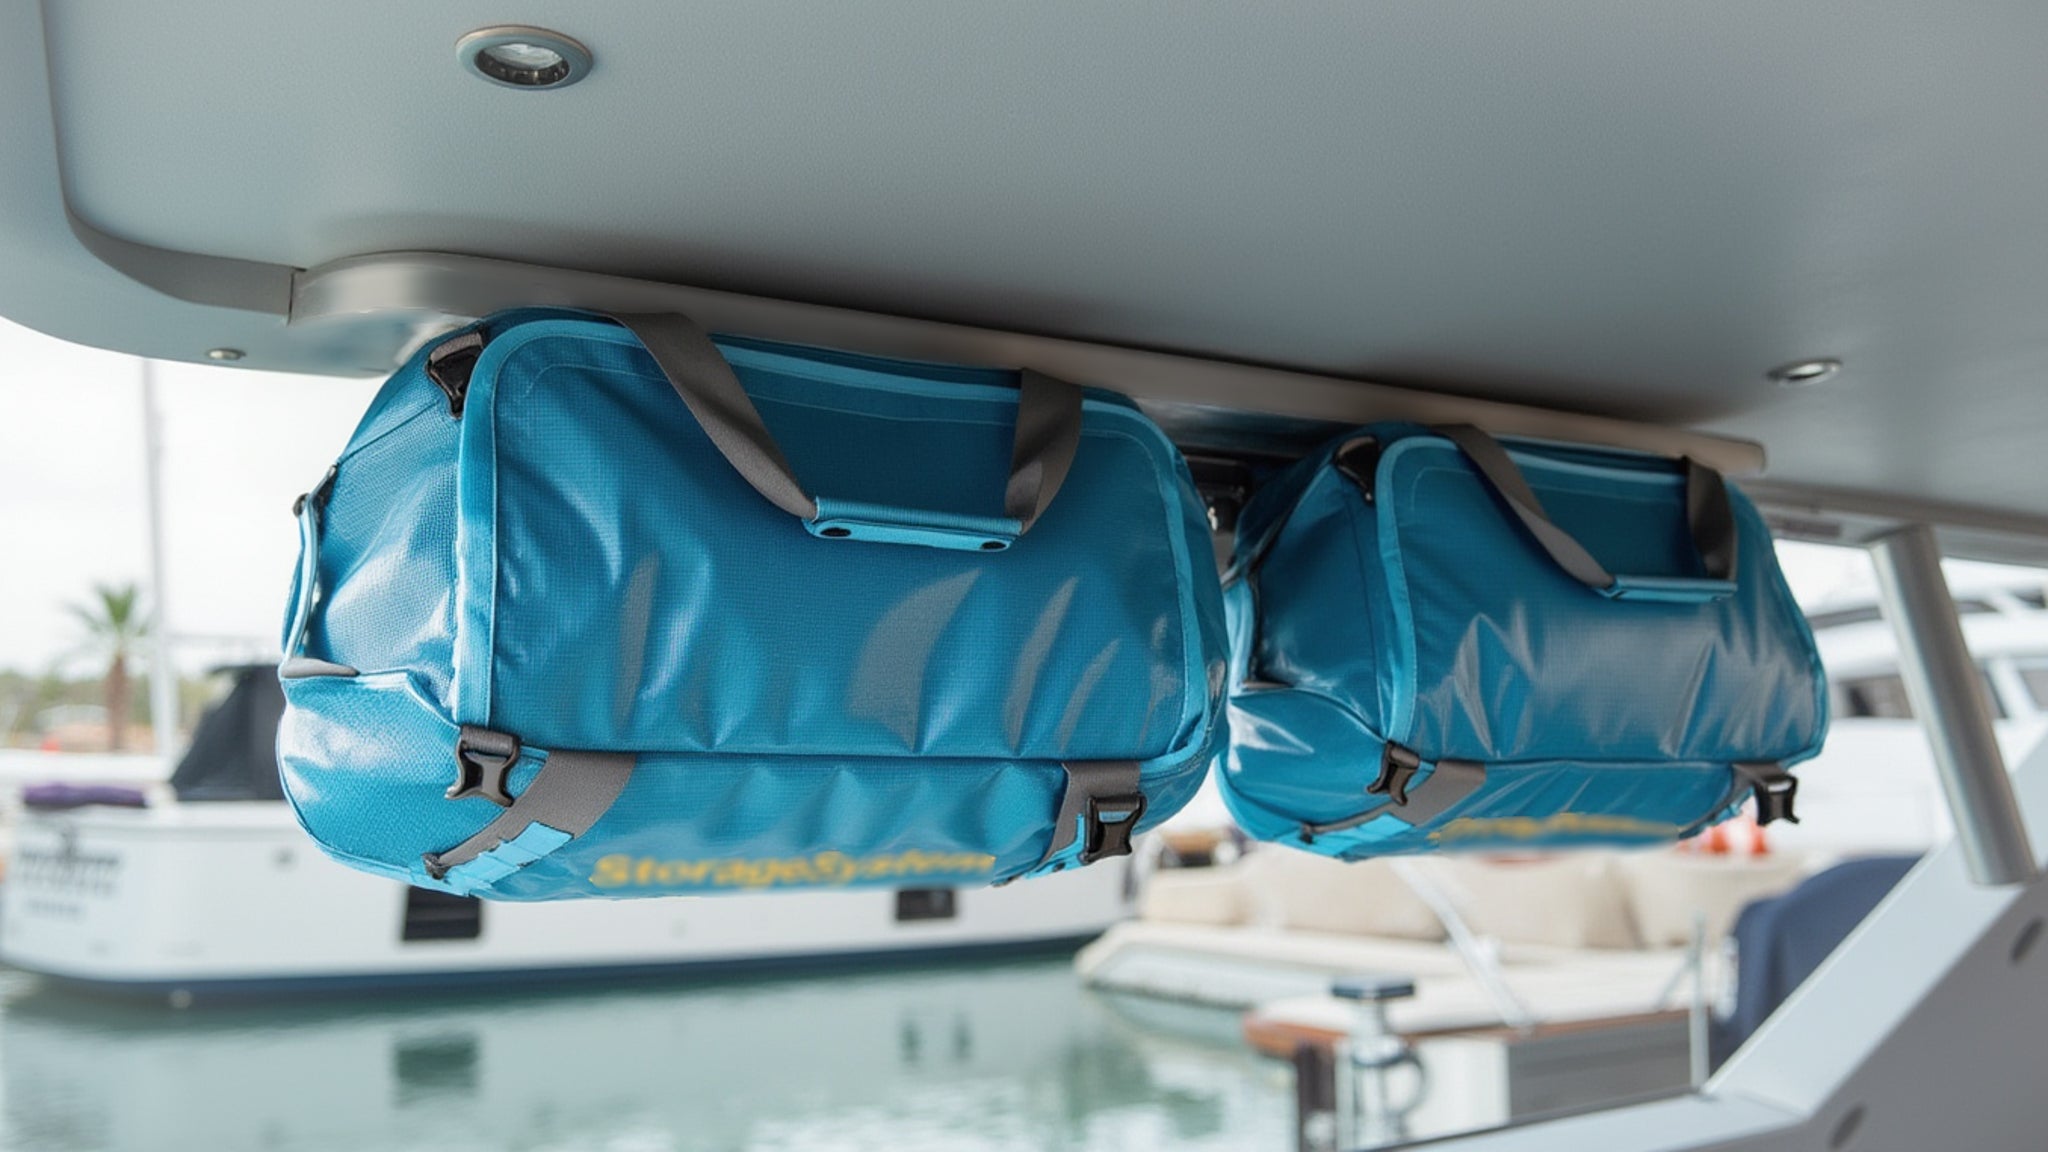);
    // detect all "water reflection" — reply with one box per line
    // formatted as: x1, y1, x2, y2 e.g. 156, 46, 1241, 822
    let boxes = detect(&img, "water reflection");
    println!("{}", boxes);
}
0, 960, 1290, 1152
